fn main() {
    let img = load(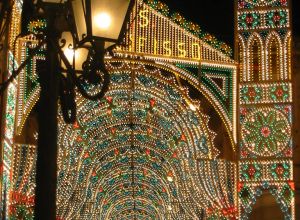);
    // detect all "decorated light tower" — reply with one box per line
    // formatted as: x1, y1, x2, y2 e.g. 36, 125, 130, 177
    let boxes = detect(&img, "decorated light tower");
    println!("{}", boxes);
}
236, 0, 294, 219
